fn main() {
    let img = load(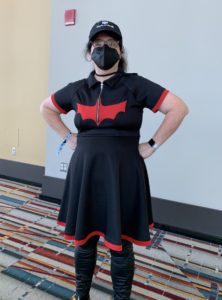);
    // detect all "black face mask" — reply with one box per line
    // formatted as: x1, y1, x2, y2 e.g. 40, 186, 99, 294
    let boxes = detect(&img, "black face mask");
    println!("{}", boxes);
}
91, 44, 120, 70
